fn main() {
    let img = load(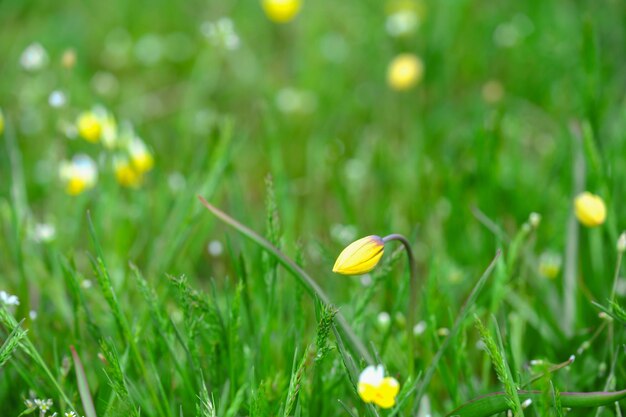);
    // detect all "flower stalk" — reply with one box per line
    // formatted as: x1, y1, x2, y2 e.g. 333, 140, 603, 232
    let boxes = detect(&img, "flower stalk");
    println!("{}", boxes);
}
382, 233, 418, 376
333, 233, 419, 376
